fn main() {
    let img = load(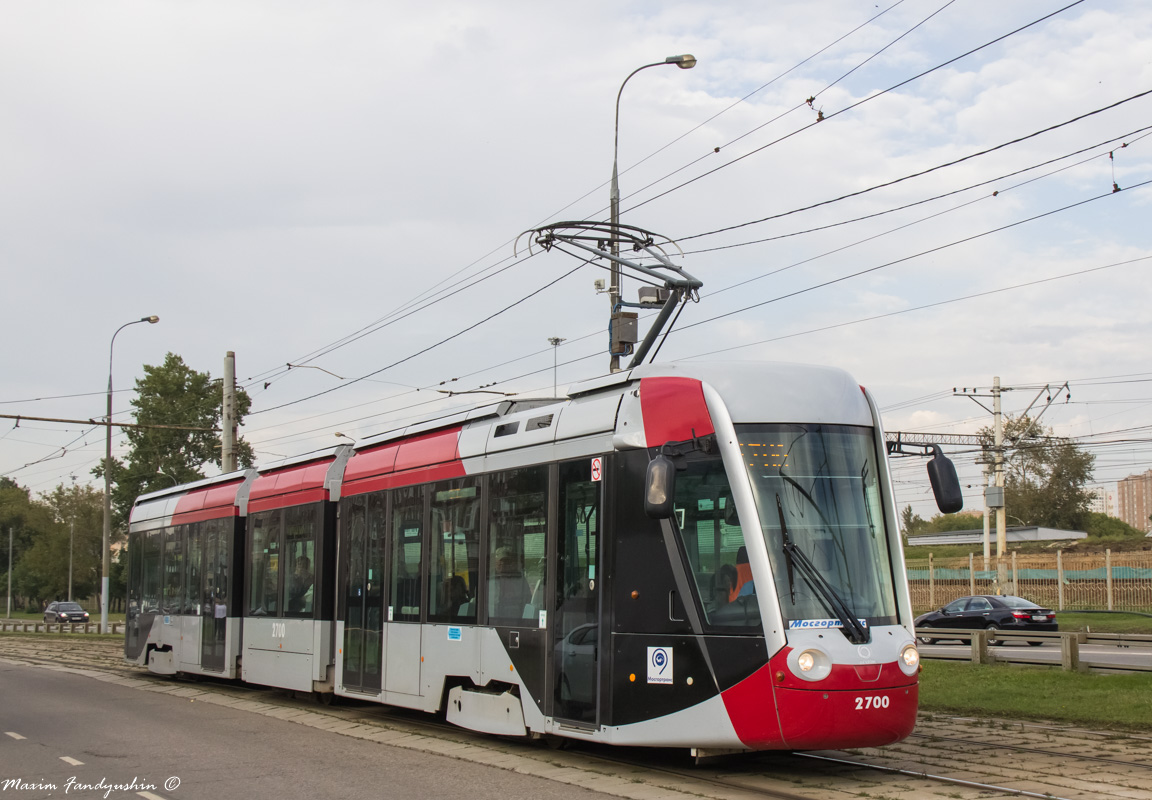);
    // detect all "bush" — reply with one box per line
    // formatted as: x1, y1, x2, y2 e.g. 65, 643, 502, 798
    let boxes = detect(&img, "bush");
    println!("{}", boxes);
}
1084, 512, 1146, 541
